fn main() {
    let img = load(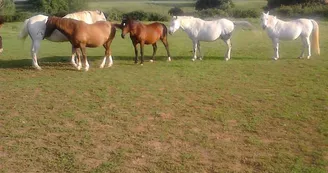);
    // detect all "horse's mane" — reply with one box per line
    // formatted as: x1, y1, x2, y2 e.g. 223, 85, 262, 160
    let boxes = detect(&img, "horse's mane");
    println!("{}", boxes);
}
46, 17, 78, 38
